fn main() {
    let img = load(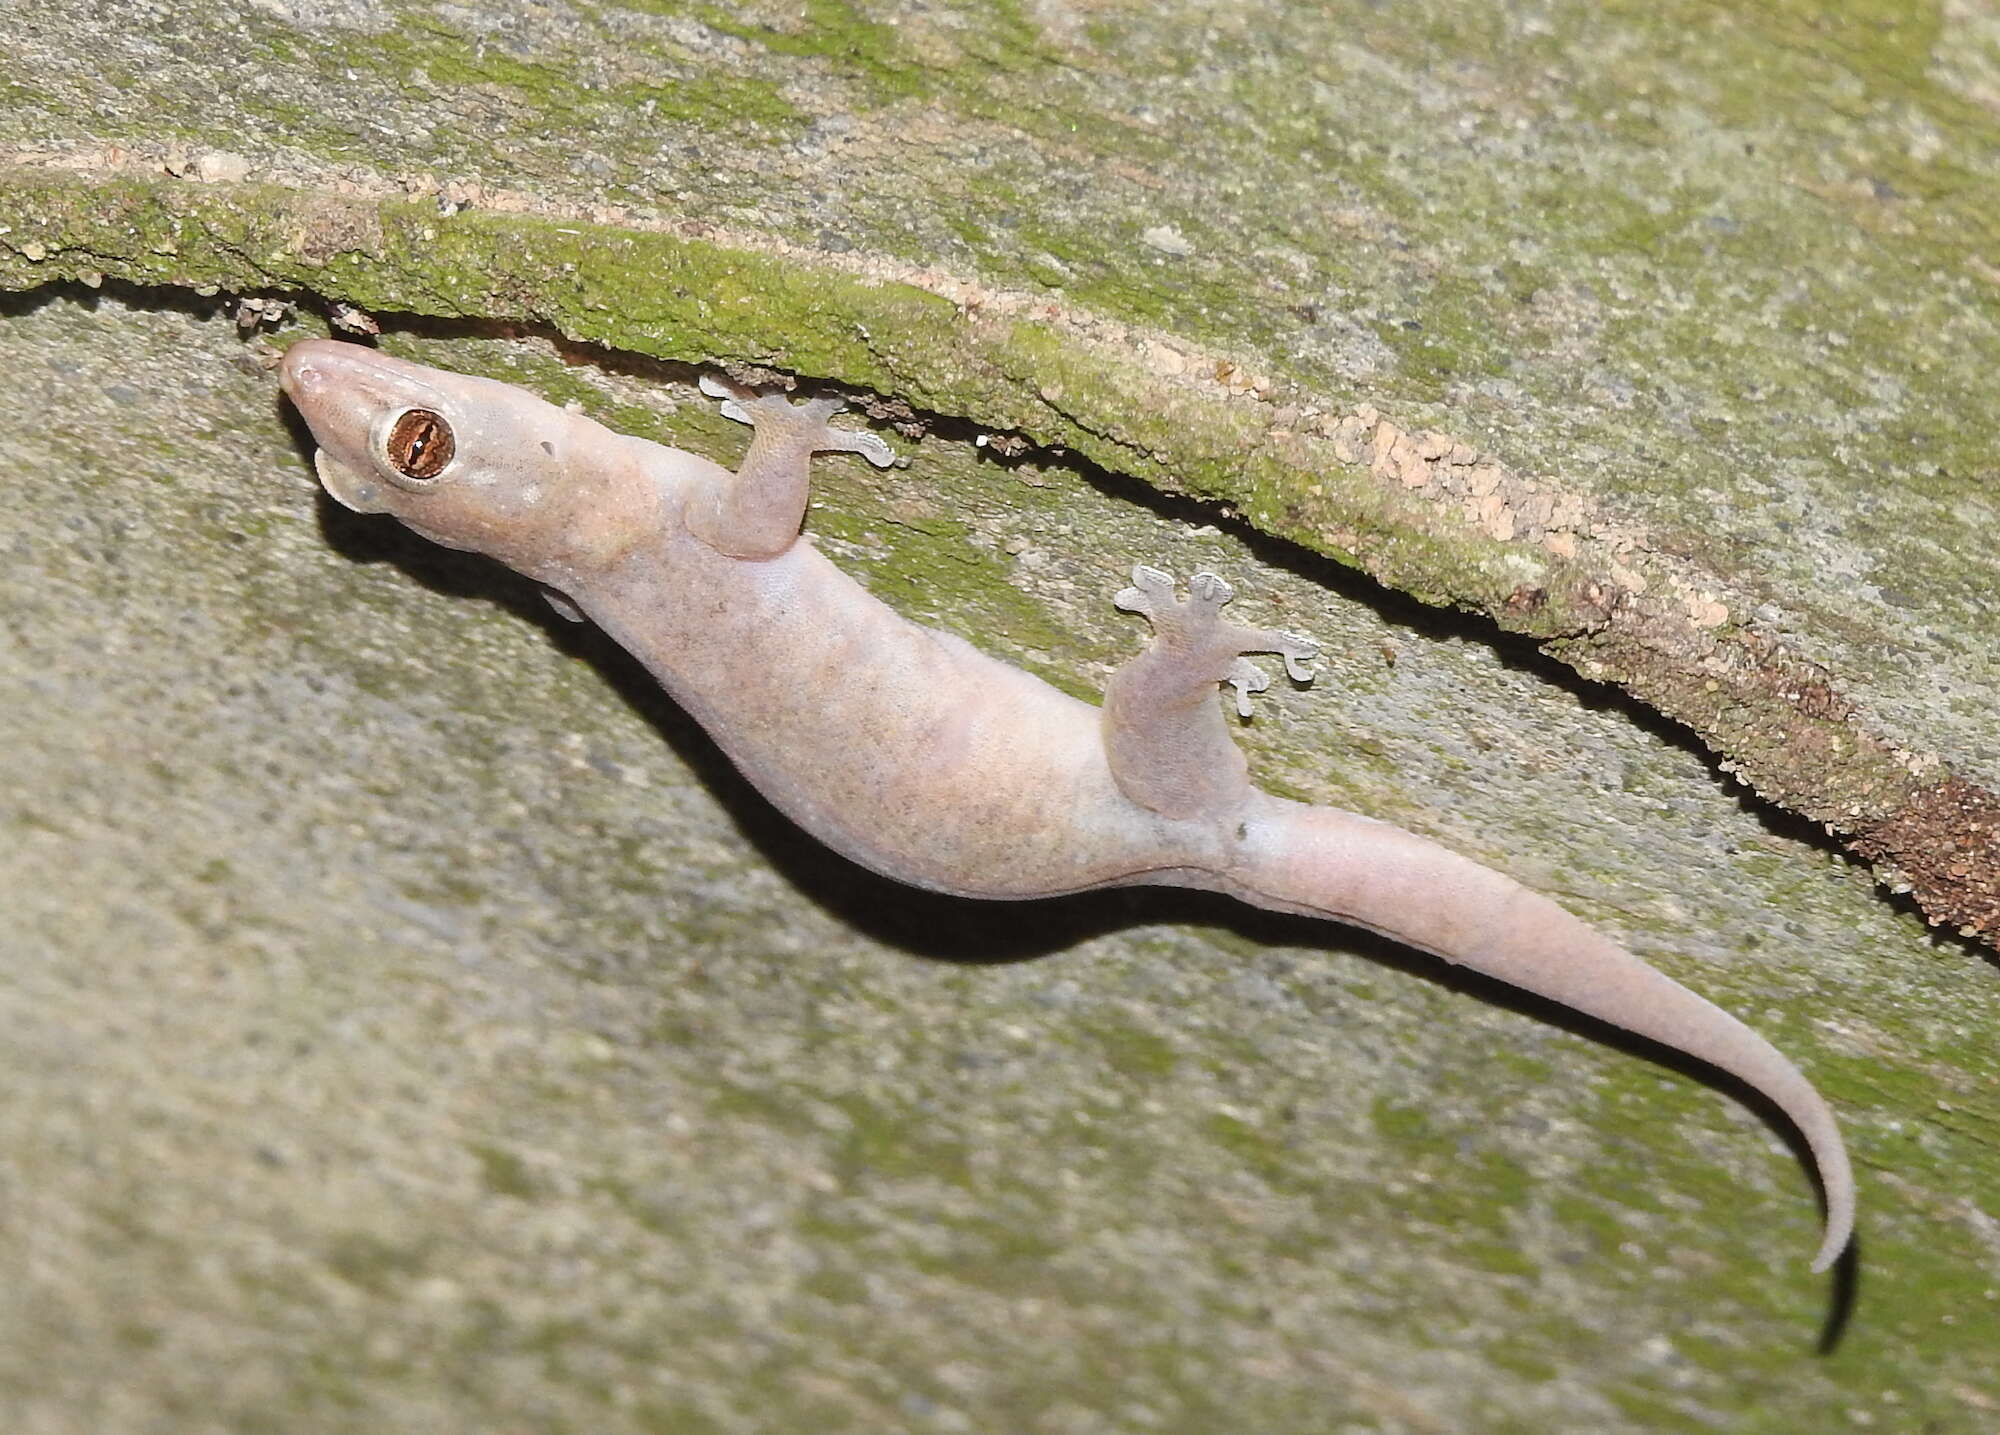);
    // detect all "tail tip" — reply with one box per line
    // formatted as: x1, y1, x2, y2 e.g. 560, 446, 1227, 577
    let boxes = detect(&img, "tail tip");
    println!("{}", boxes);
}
1808, 1206, 1854, 1274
